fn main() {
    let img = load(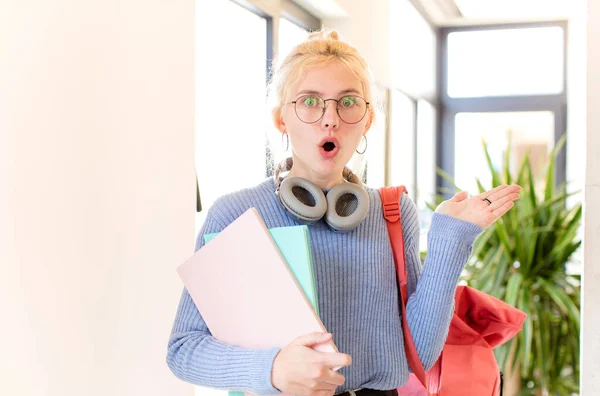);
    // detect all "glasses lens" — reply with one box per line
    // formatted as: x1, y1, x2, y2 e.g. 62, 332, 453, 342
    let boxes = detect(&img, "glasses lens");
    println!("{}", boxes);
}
295, 95, 324, 123
337, 96, 367, 124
